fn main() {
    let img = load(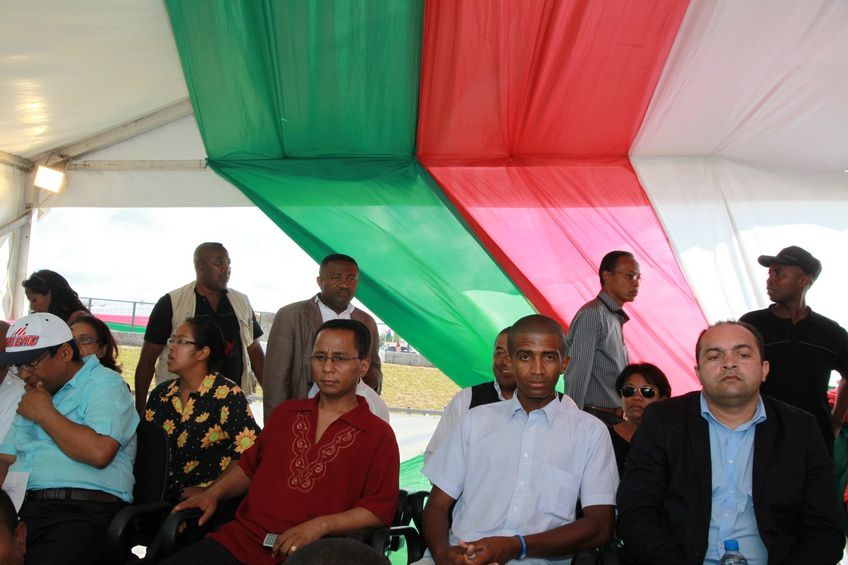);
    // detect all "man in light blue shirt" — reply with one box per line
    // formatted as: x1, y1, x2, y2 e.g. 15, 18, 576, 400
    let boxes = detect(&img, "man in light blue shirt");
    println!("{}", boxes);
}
422, 315, 618, 564
618, 321, 843, 564
0, 313, 138, 565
